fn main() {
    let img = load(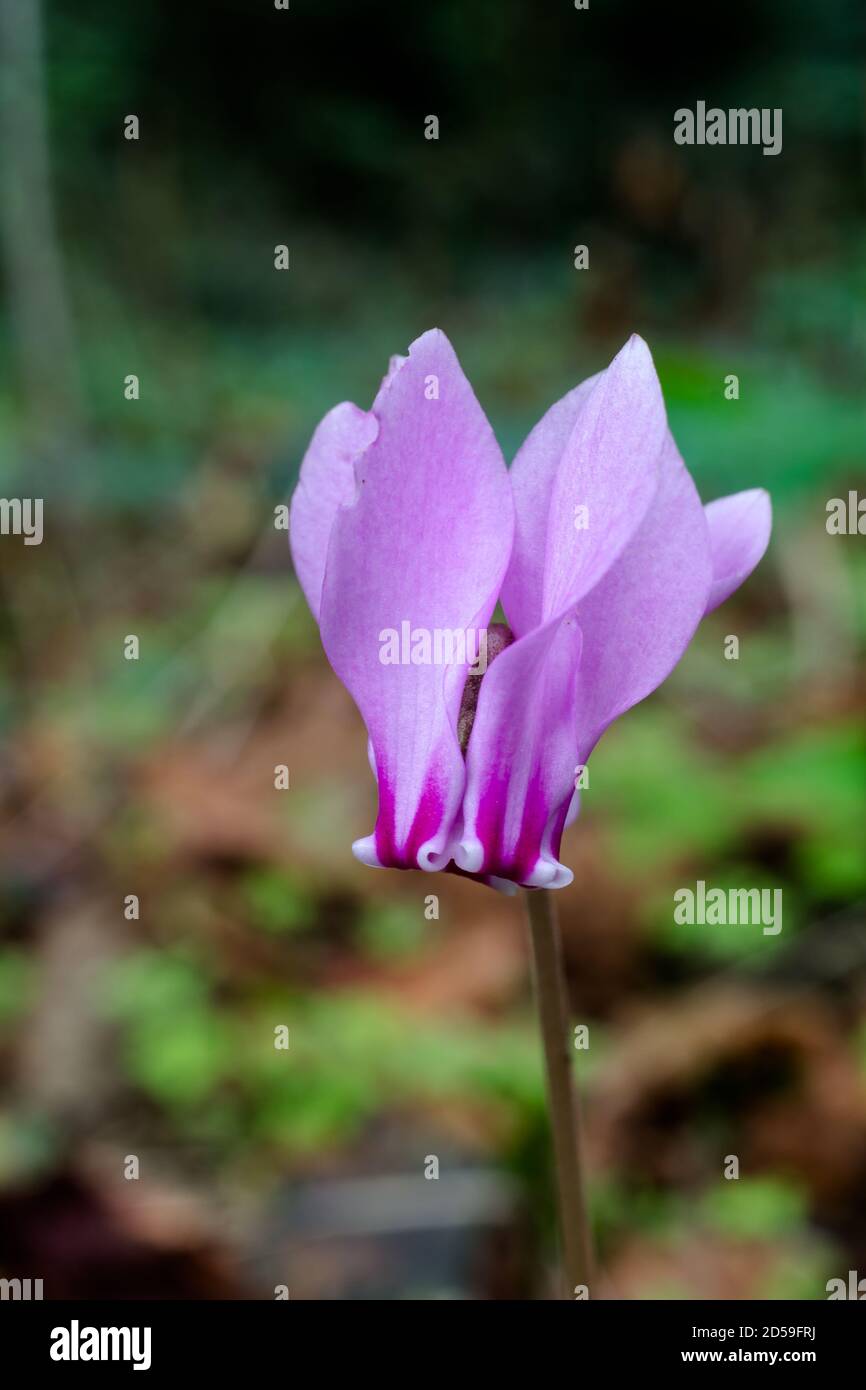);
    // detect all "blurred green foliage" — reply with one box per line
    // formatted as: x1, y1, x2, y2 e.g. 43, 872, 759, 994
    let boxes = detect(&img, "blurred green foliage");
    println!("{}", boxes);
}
0, 950, 34, 1027
101, 948, 550, 1152
700, 1177, 807, 1239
